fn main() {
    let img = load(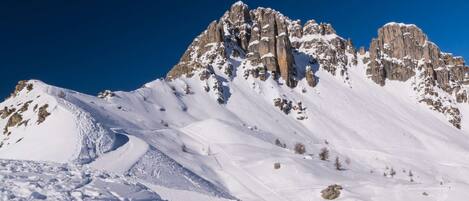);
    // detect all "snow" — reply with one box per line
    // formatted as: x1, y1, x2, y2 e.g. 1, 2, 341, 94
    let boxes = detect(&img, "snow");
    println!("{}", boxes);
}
0, 159, 162, 200
90, 132, 149, 174
384, 22, 418, 28
0, 9, 469, 201
261, 53, 275, 59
